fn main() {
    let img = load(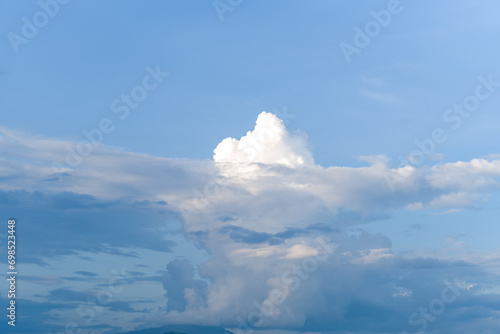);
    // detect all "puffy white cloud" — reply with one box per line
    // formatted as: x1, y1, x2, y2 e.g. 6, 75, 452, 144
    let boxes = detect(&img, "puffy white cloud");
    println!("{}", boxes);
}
213, 112, 314, 167
428, 158, 500, 190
